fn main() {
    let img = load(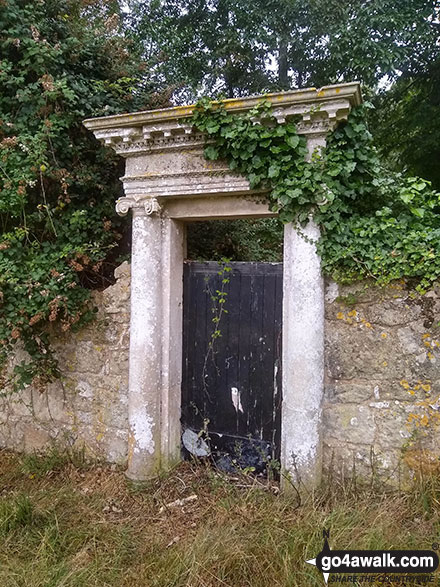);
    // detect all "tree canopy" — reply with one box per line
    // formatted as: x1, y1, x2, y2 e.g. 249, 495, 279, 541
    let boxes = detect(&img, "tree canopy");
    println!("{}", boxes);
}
131, 0, 438, 93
